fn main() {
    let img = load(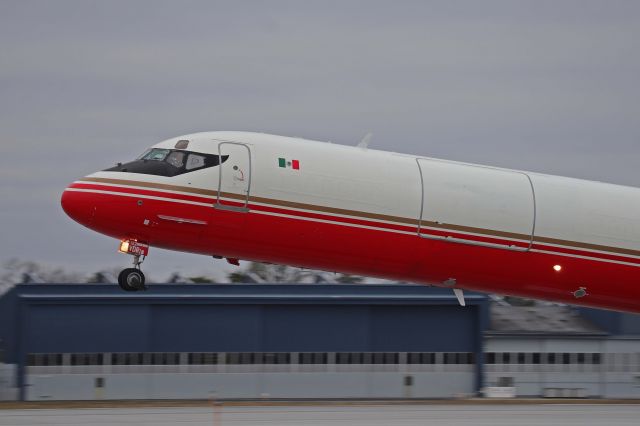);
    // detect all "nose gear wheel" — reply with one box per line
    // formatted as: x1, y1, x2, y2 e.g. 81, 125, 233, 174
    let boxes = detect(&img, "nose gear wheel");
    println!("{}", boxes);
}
118, 268, 146, 291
